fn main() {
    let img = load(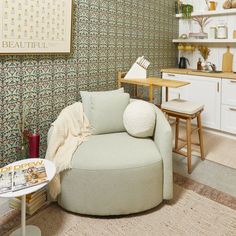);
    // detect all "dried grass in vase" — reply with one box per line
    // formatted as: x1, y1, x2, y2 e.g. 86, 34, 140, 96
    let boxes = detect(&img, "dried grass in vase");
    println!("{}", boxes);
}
198, 46, 211, 61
